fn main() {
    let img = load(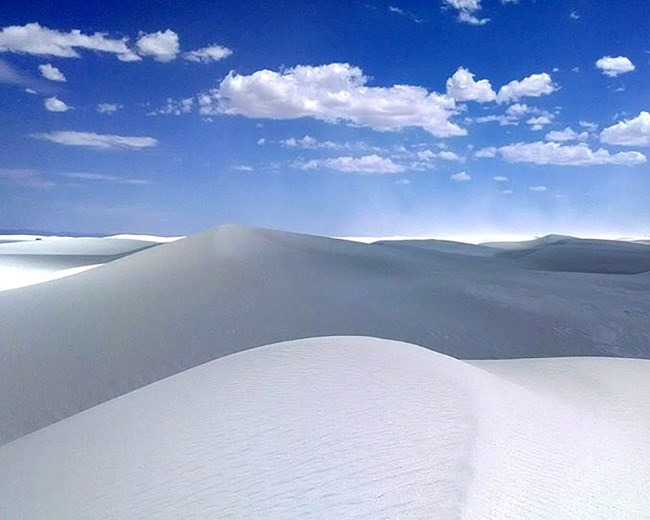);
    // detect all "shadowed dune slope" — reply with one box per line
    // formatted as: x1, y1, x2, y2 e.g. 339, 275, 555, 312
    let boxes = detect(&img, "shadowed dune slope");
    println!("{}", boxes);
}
1, 225, 650, 444
1, 337, 648, 518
